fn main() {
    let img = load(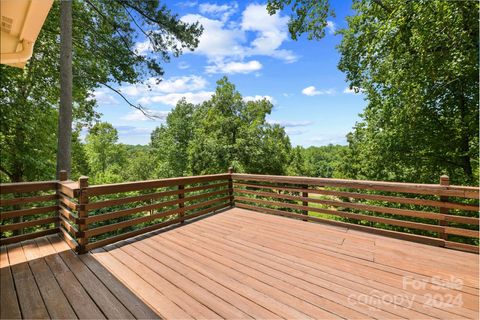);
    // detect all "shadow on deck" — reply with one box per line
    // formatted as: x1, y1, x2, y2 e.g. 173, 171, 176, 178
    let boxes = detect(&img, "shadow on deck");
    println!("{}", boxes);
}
1, 208, 479, 319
